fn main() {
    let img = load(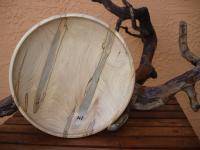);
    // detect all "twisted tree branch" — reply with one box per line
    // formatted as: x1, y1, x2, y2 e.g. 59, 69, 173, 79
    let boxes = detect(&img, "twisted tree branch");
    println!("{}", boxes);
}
92, 0, 157, 85
179, 21, 200, 66
132, 21, 200, 111
0, 96, 17, 117
91, 0, 200, 131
